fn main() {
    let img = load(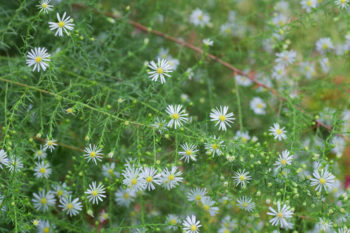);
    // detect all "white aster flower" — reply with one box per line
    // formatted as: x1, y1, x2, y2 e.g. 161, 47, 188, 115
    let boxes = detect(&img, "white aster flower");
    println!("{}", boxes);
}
7, 156, 23, 173
37, 0, 53, 14
157, 48, 169, 59
331, 136, 345, 158
202, 197, 219, 216
237, 196, 255, 212
275, 50, 297, 66
183, 215, 201, 233
272, 64, 287, 80
32, 190, 56, 212
26, 47, 50, 72
0, 149, 9, 169
122, 165, 146, 192
318, 218, 333, 232
300, 0, 317, 13
37, 220, 55, 233
114, 188, 136, 207
151, 117, 168, 133
233, 169, 251, 187
141, 167, 162, 191
267, 201, 294, 229
300, 62, 315, 79
161, 166, 183, 190
338, 227, 350, 233
235, 74, 252, 86
167, 56, 180, 70
250, 97, 266, 115
187, 188, 208, 203
166, 214, 181, 230
52, 182, 71, 199
205, 136, 224, 157
316, 38, 334, 54
335, 0, 349, 9
102, 162, 119, 178
210, 106, 235, 131
34, 161, 52, 179
83, 144, 103, 164
148, 58, 173, 84
274, 150, 293, 169
44, 138, 57, 152
189, 8, 210, 27
319, 57, 330, 73
179, 143, 198, 163
49, 12, 74, 37
269, 123, 287, 141
34, 146, 47, 160
310, 167, 335, 192
59, 195, 82, 217
234, 130, 250, 143
165, 105, 188, 129
203, 38, 213, 46
85, 181, 106, 205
